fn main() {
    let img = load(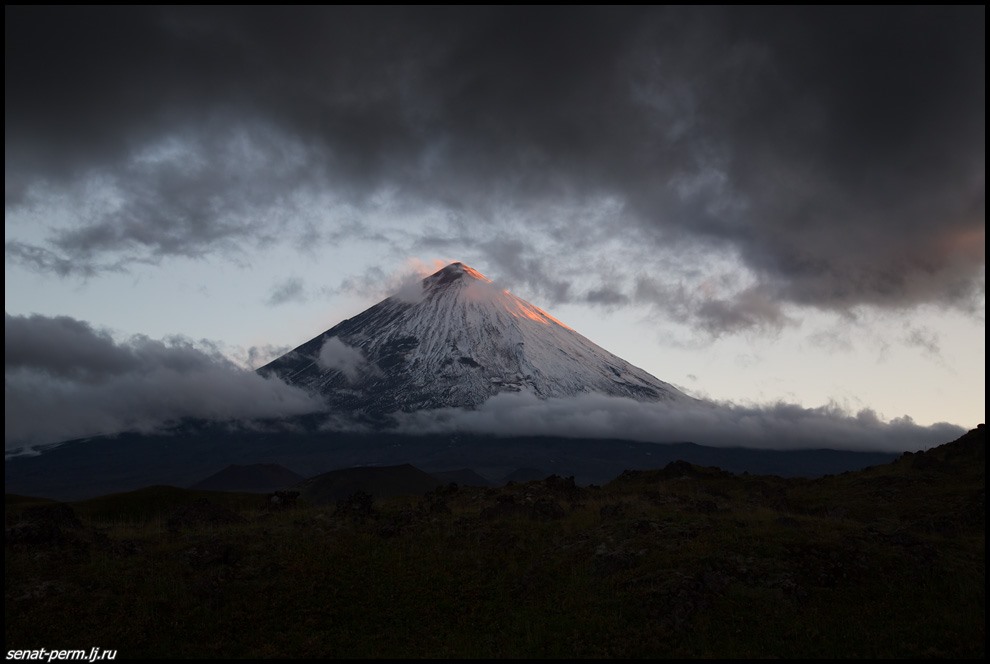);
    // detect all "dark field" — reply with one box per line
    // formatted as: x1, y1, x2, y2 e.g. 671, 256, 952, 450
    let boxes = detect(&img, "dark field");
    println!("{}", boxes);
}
5, 427, 984, 658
